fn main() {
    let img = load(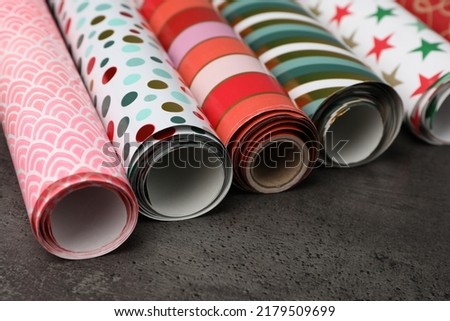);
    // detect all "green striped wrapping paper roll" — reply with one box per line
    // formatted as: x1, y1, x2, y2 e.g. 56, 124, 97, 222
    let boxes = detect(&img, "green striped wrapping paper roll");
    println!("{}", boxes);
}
214, 0, 404, 167
48, 0, 233, 221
